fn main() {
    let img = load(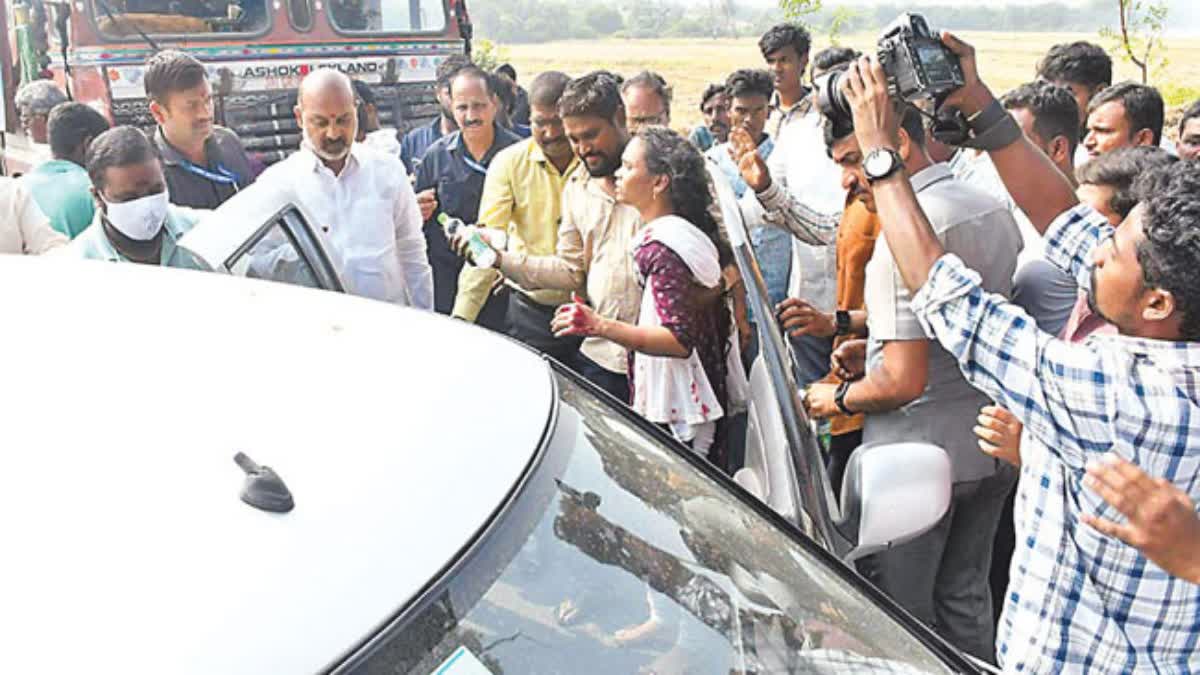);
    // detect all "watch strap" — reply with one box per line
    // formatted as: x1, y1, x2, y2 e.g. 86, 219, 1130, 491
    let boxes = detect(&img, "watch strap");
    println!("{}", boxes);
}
835, 310, 851, 336
834, 380, 855, 416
